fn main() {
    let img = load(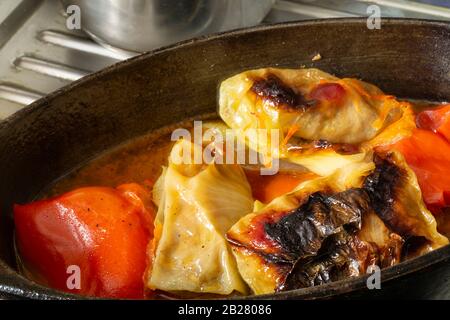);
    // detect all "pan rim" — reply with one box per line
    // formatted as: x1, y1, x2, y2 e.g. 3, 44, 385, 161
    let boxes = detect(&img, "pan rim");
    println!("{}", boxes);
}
0, 17, 449, 300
